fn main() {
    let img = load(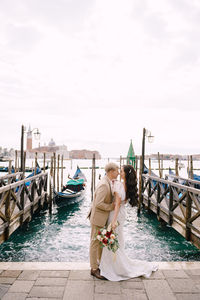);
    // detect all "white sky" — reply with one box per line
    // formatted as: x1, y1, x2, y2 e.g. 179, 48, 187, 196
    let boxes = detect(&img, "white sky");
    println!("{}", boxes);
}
1, 0, 200, 157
